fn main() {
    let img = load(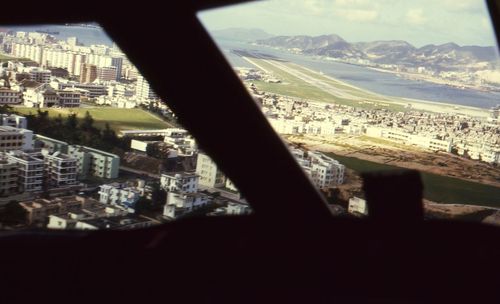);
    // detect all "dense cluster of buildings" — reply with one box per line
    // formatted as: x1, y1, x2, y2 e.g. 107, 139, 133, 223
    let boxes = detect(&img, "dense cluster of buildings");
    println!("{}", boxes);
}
246, 76, 500, 164
0, 30, 162, 109
1, 111, 254, 228
0, 113, 120, 201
